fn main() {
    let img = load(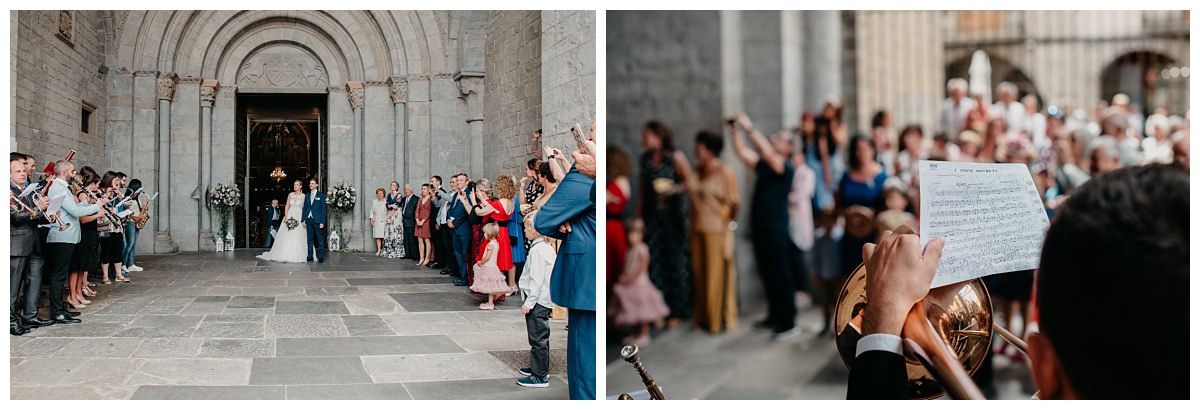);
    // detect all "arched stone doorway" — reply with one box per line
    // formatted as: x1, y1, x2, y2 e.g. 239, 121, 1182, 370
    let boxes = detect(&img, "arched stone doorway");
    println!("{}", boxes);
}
1101, 51, 1188, 116
945, 51, 1041, 106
